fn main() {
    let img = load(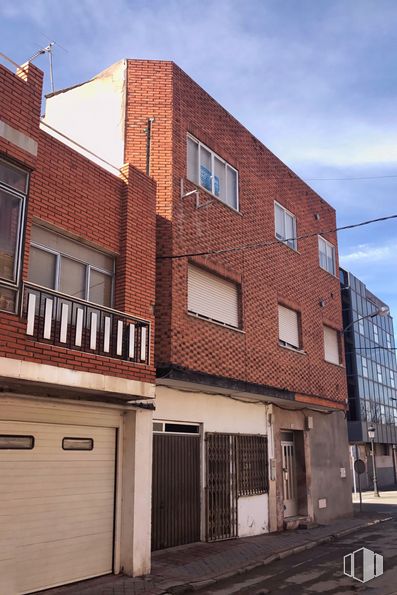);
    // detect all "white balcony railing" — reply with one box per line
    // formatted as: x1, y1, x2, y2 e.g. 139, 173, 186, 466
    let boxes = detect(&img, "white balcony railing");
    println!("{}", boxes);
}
22, 283, 150, 365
